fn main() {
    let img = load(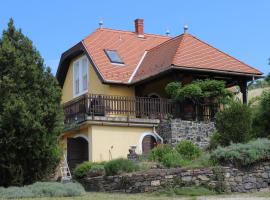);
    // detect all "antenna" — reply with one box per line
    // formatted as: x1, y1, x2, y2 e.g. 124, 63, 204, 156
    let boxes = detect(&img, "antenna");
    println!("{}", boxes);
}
98, 20, 103, 28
